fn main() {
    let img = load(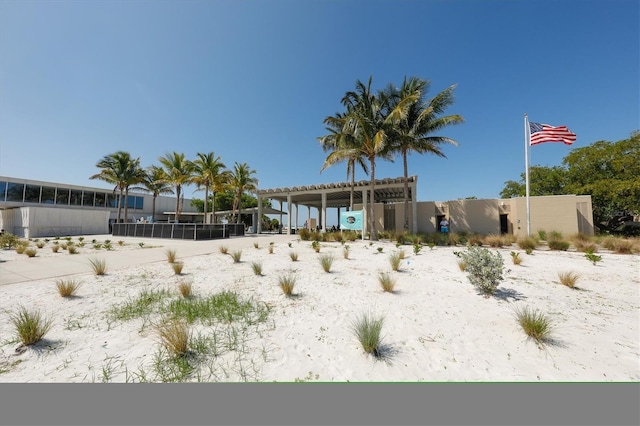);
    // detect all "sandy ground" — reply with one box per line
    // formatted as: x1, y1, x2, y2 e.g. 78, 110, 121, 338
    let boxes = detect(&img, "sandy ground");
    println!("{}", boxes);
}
0, 235, 638, 382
